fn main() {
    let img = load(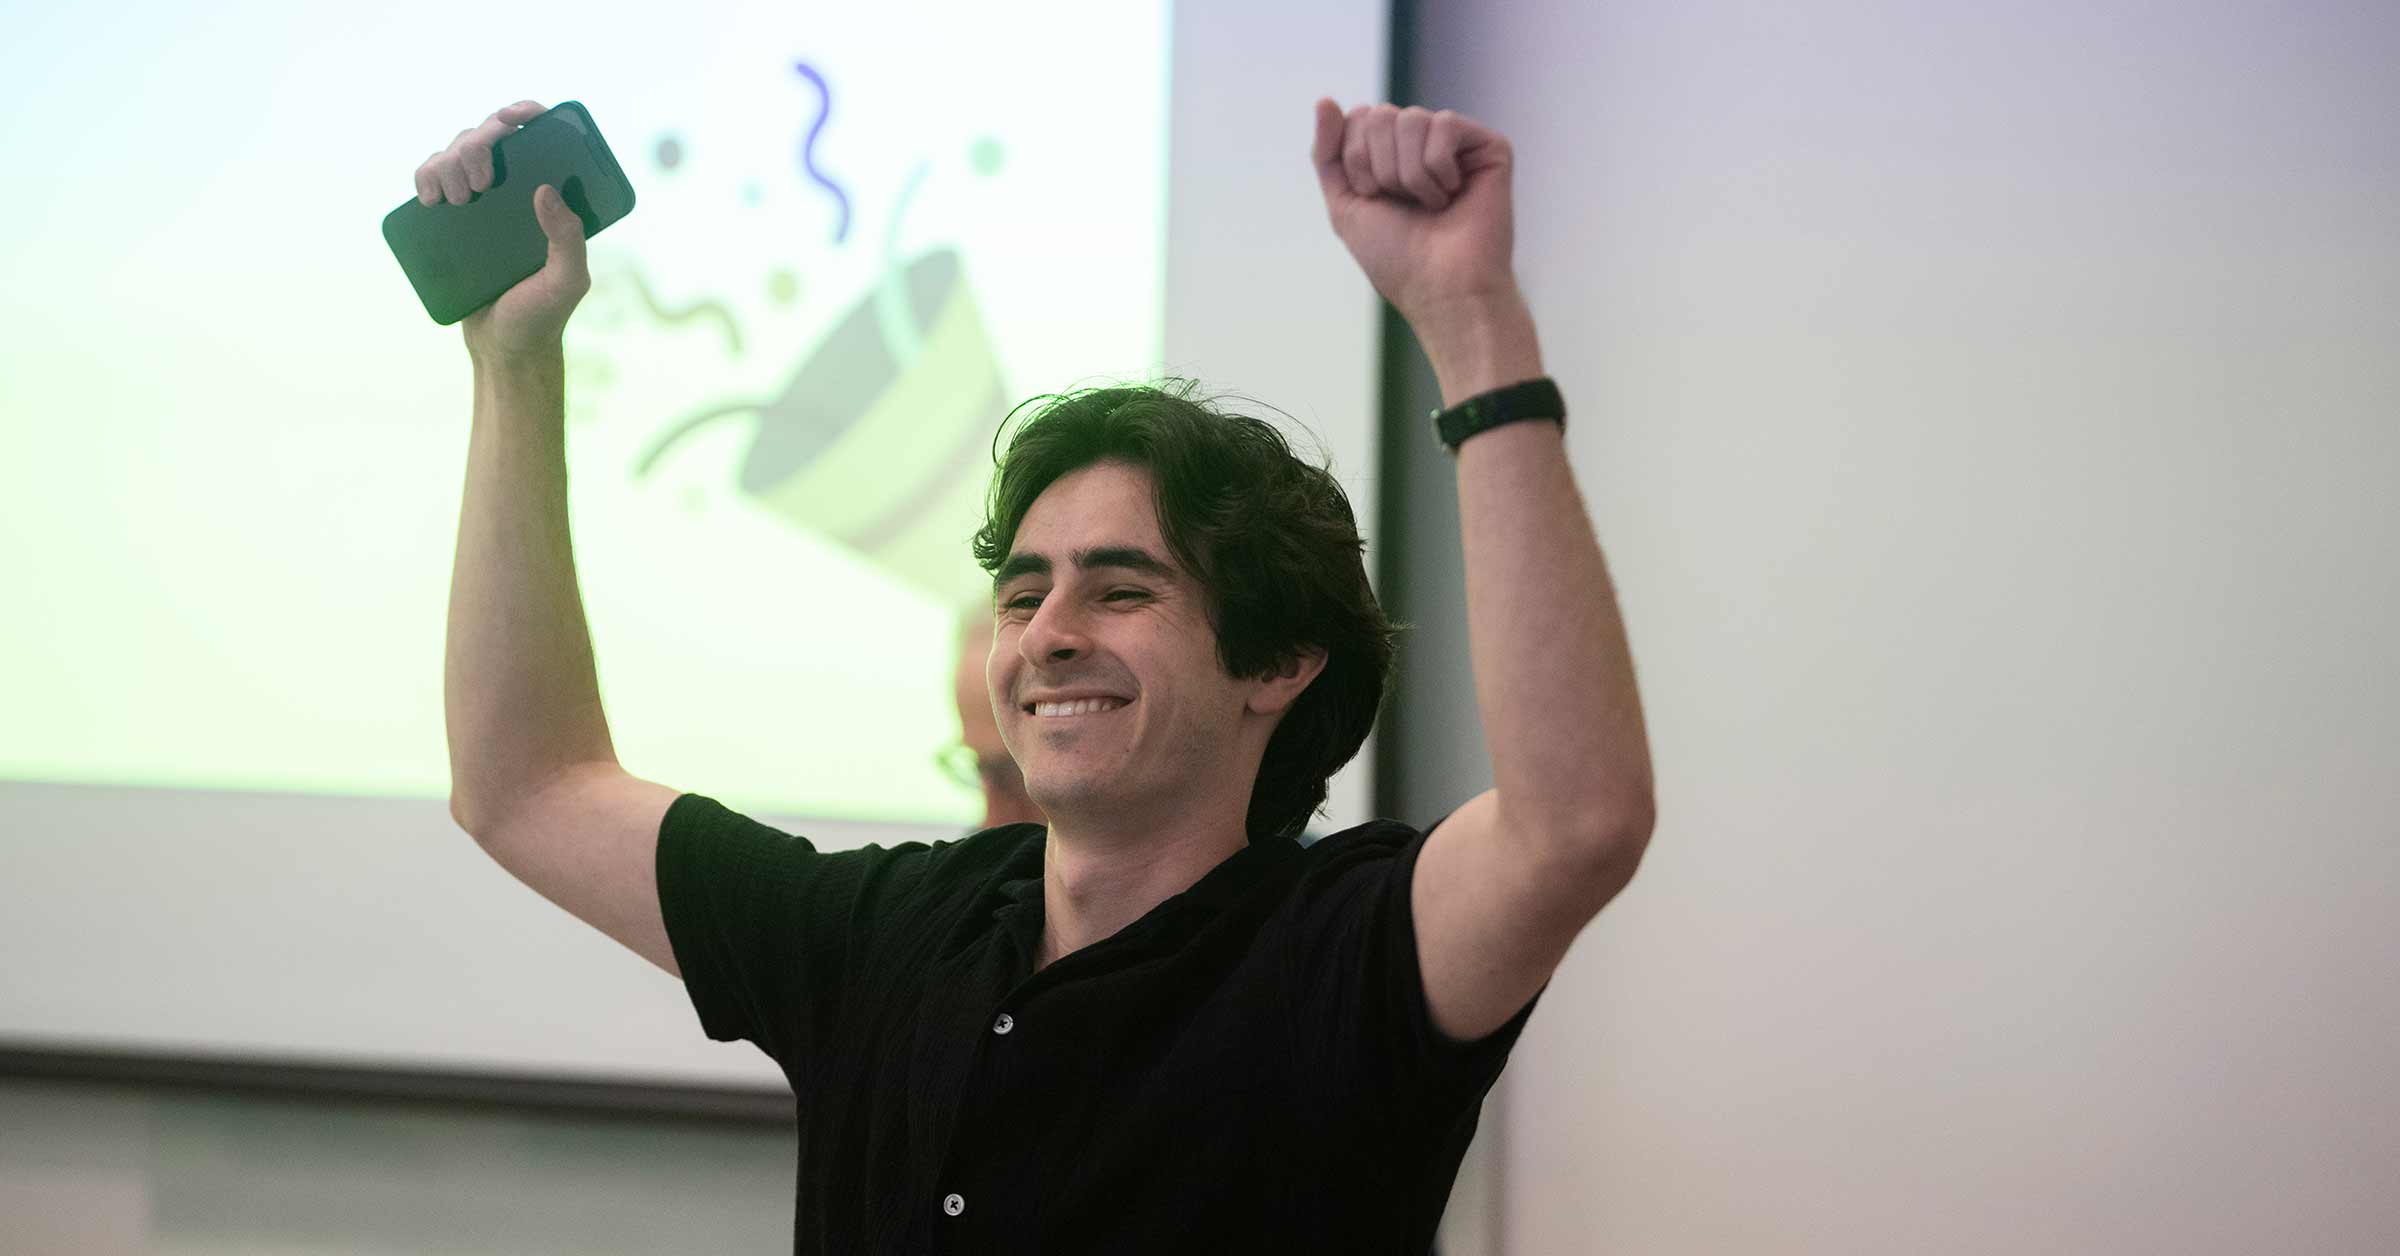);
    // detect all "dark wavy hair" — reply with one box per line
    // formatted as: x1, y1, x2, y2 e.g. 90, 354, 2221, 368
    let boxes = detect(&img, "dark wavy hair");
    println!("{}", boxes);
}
971, 378, 1399, 841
